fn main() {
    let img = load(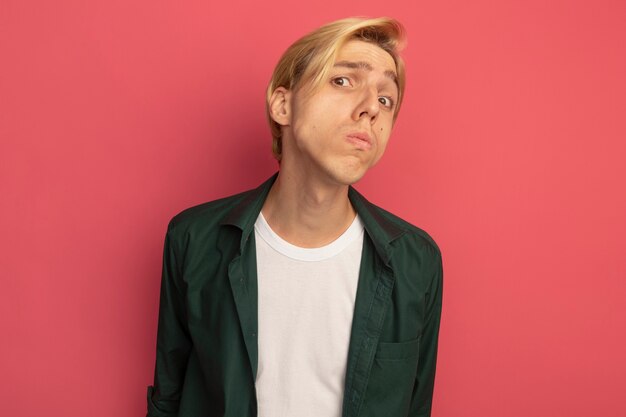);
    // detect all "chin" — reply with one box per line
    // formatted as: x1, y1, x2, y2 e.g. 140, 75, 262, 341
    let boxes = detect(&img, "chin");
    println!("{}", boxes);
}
331, 166, 369, 186
322, 156, 373, 186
